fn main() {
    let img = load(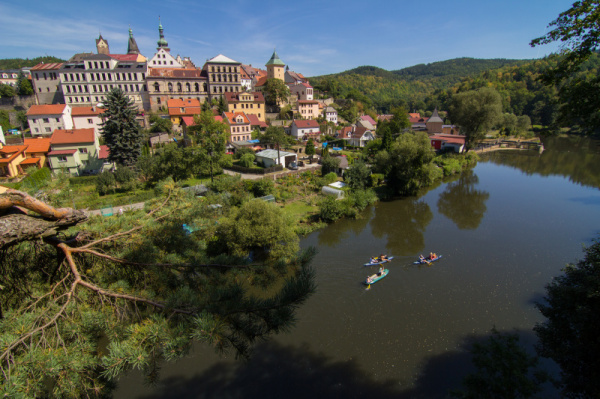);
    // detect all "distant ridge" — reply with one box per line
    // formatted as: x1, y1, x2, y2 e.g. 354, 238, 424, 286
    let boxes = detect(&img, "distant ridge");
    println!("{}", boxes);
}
0, 56, 66, 70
